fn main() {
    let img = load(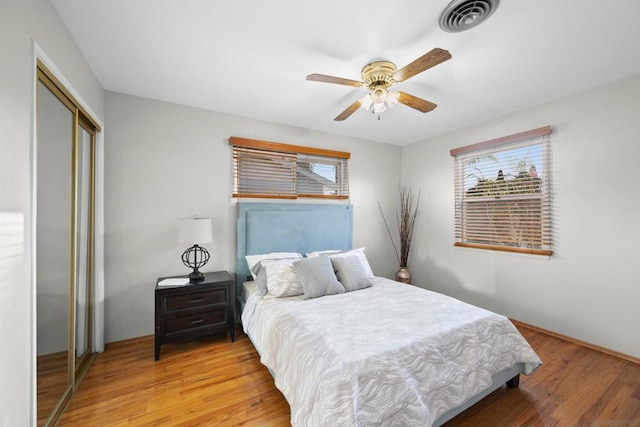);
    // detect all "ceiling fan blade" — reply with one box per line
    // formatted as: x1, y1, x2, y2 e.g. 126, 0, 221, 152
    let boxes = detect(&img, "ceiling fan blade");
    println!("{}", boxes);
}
334, 99, 363, 121
393, 48, 452, 82
307, 73, 364, 88
397, 91, 437, 113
